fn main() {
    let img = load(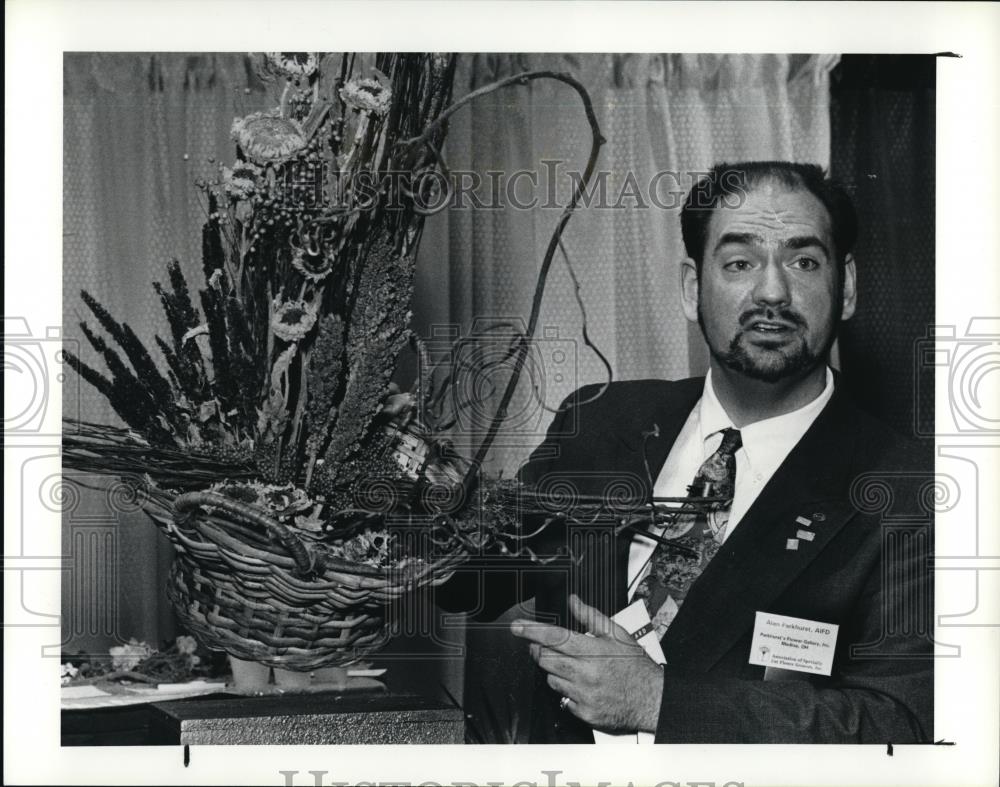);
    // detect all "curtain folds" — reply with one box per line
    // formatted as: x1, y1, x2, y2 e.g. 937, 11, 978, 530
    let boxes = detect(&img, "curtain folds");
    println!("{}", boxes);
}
62, 54, 274, 652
